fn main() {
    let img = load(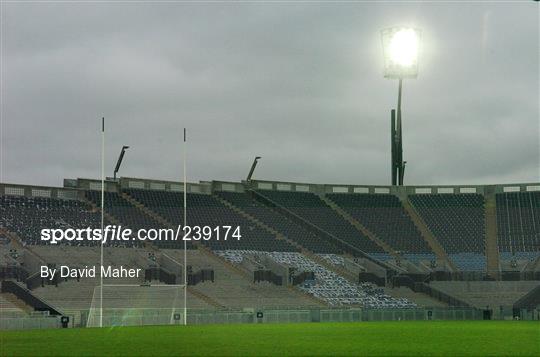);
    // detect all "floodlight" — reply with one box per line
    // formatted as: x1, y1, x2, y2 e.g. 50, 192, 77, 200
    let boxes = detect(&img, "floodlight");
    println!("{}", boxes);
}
381, 27, 421, 79
381, 27, 422, 186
